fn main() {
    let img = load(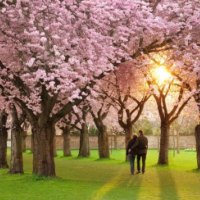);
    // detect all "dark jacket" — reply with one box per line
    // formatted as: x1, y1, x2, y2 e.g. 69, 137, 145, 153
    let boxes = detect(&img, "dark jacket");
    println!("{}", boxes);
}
136, 135, 148, 155
126, 136, 138, 156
